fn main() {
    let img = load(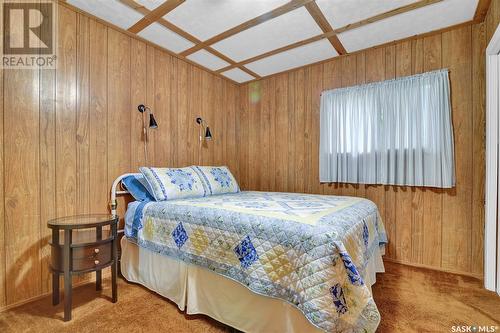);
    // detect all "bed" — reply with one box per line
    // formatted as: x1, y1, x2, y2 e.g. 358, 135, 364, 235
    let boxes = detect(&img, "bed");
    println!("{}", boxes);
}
113, 172, 387, 333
